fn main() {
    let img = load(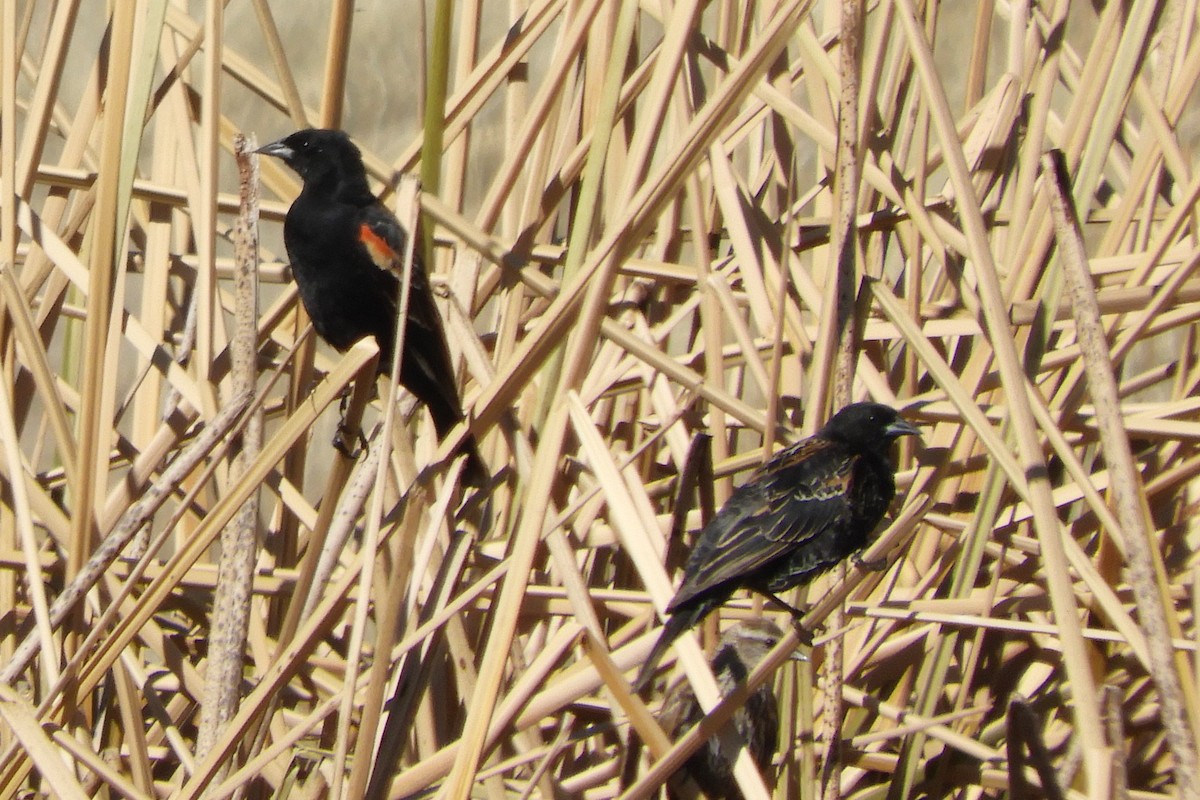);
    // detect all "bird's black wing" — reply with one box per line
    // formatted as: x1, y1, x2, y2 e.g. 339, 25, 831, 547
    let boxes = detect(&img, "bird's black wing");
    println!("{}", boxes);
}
668, 437, 854, 611
357, 202, 489, 484
357, 204, 464, 411
355, 203, 410, 311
